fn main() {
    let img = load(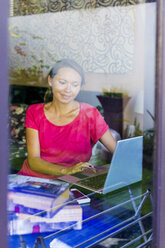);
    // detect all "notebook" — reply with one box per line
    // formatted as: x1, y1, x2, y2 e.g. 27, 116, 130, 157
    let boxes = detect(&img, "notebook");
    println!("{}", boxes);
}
59, 136, 143, 194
